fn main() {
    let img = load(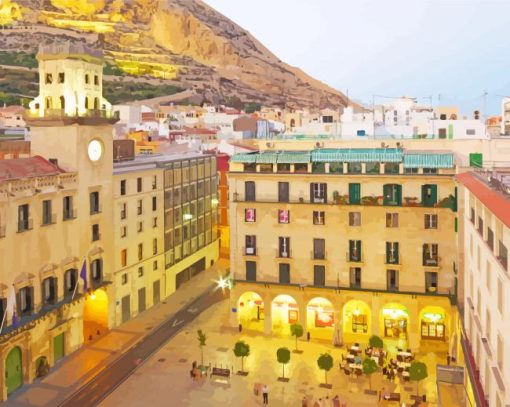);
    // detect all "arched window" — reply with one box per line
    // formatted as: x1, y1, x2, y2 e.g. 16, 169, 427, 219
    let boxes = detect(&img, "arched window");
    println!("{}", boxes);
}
45, 97, 52, 109
91, 259, 103, 283
64, 269, 77, 297
94, 97, 99, 110
59, 96, 65, 110
84, 97, 89, 109
85, 74, 89, 84
290, 118, 296, 128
